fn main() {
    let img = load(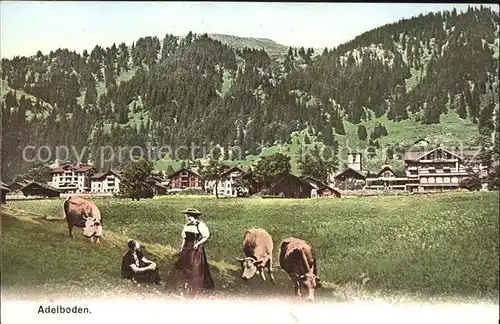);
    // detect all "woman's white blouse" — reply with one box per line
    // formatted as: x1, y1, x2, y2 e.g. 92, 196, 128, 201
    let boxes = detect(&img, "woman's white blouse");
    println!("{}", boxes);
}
182, 221, 210, 240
